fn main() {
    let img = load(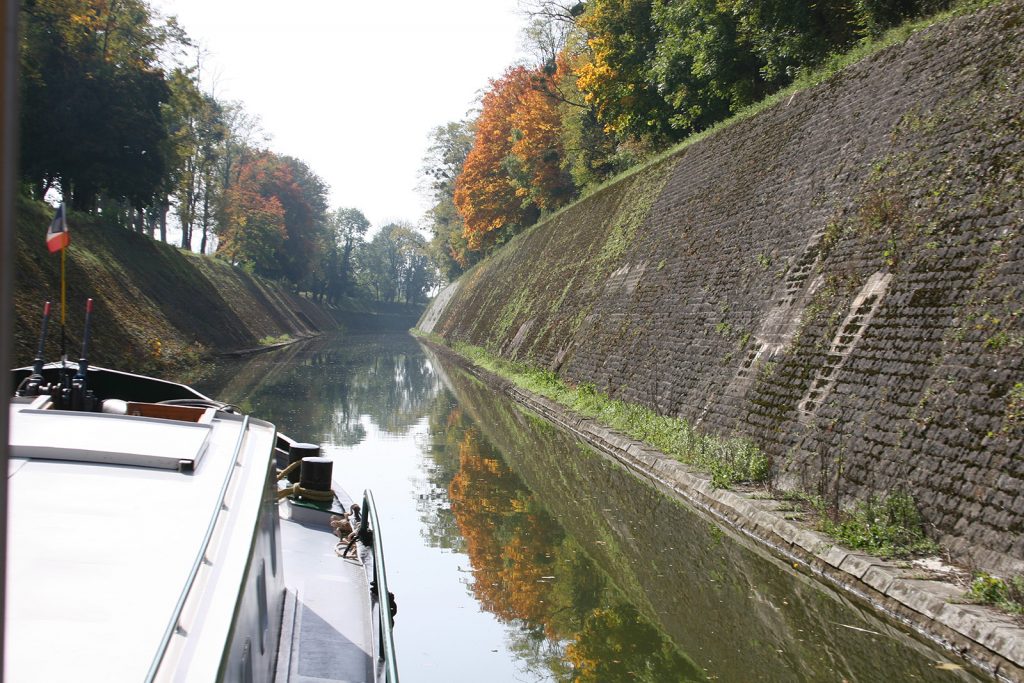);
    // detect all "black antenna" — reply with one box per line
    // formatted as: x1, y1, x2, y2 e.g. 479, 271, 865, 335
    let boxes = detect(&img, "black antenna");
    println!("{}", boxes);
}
75, 297, 93, 382
70, 298, 96, 411
20, 301, 51, 396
